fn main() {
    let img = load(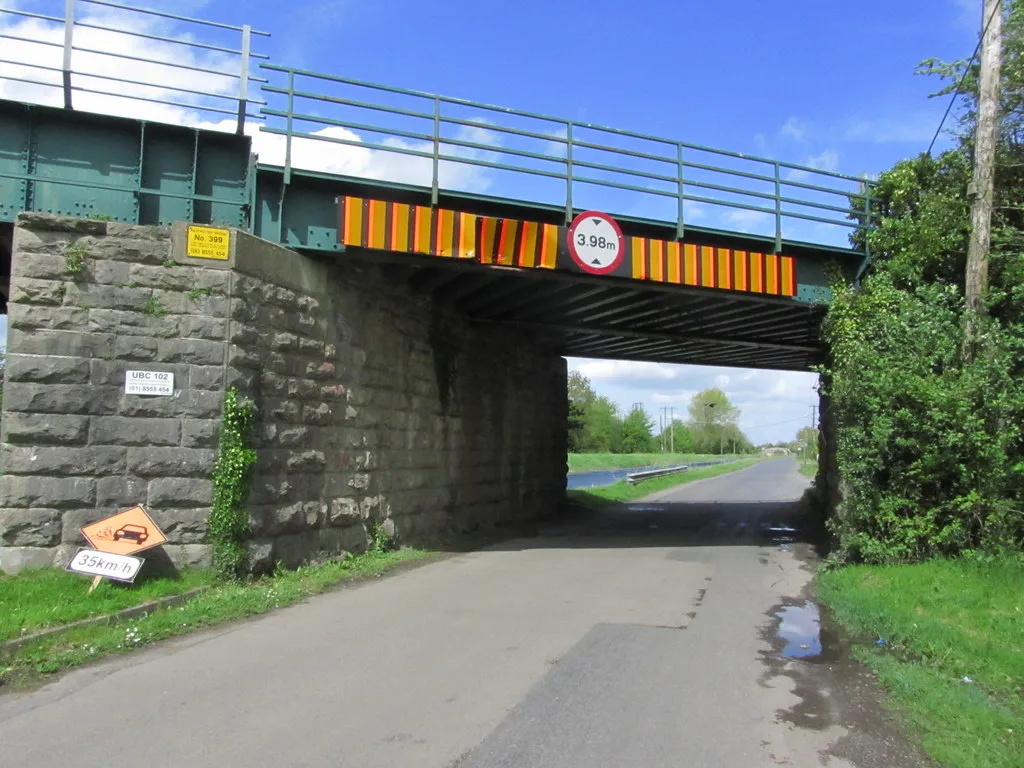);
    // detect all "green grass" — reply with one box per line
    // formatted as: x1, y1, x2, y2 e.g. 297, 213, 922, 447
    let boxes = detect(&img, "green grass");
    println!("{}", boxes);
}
798, 459, 817, 477
567, 457, 764, 511
1, 568, 216, 642
567, 452, 747, 473
817, 556, 1024, 768
0, 548, 430, 689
